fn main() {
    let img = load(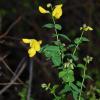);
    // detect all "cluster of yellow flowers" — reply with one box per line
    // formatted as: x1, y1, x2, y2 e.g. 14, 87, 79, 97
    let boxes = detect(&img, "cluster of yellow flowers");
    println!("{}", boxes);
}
39, 4, 63, 19
22, 4, 93, 58
22, 4, 63, 57
22, 39, 42, 57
